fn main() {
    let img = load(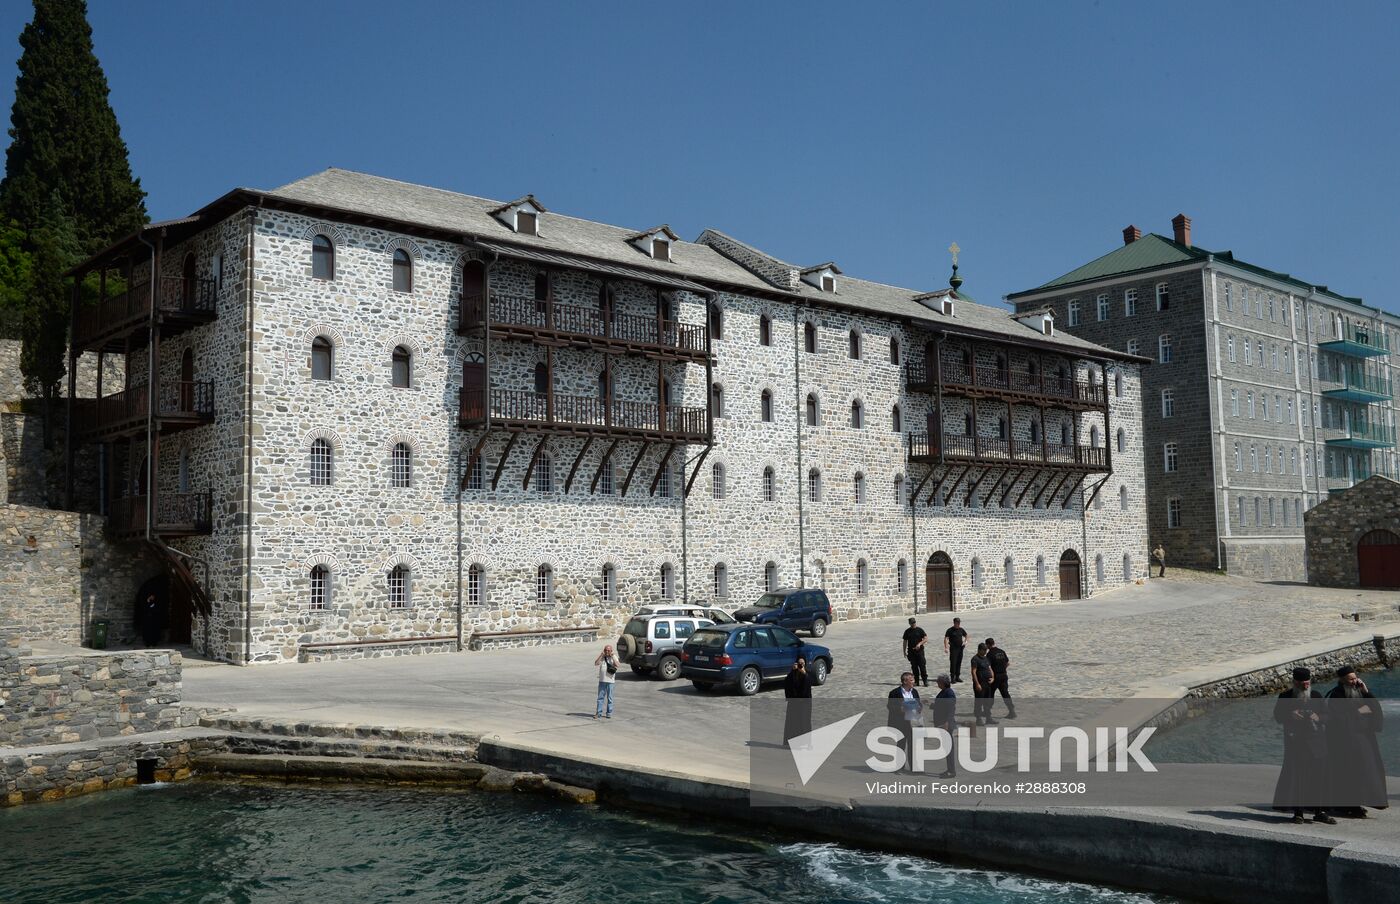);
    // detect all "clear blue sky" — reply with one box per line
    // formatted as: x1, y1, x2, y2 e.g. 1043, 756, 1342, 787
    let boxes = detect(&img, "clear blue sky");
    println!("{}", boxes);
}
3, 1, 1397, 313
